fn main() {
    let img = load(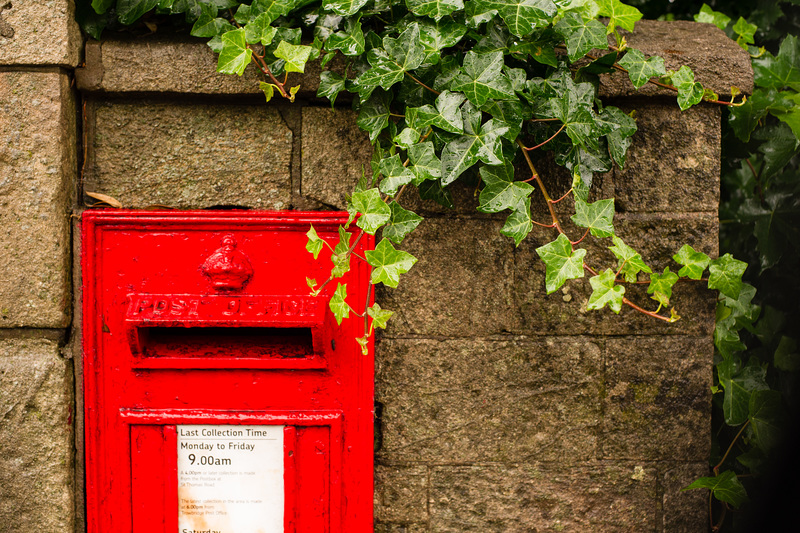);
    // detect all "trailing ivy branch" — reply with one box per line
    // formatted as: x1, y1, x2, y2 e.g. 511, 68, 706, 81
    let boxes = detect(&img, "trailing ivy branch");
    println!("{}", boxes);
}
79, 2, 794, 528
